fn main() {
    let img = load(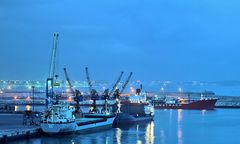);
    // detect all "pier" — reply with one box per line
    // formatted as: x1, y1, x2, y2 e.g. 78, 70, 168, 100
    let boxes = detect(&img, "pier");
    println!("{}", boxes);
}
0, 113, 41, 143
